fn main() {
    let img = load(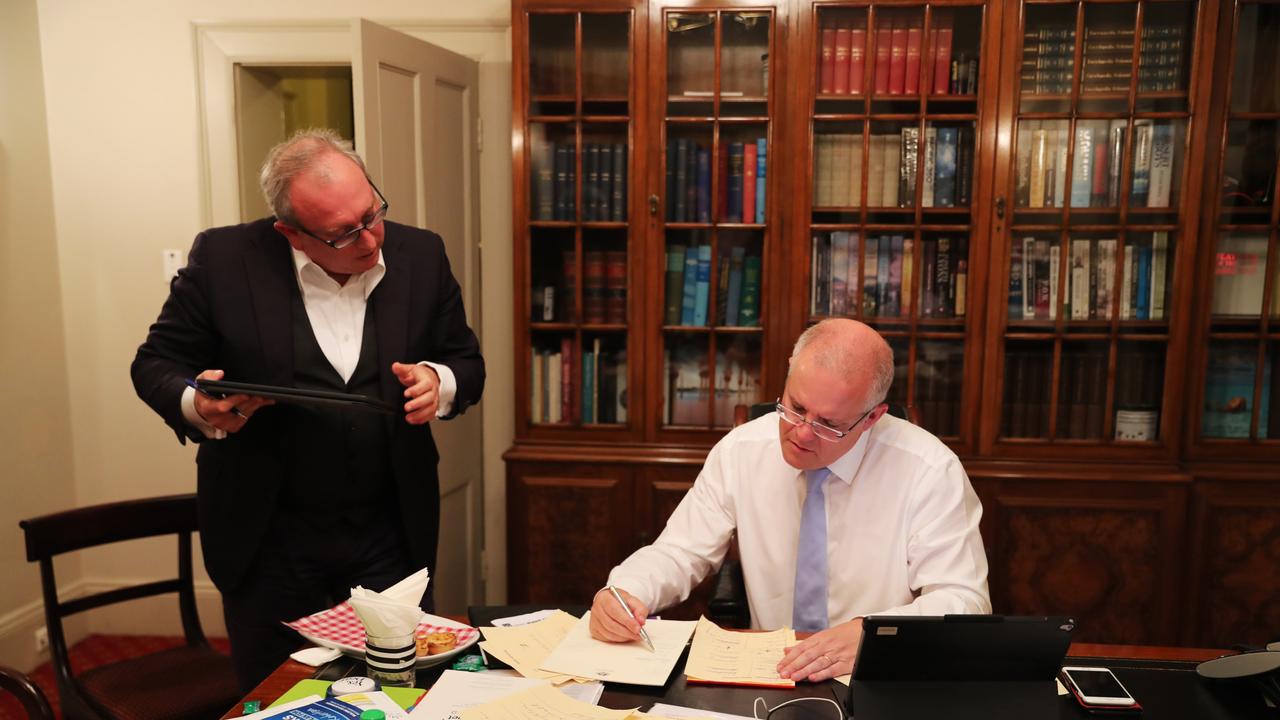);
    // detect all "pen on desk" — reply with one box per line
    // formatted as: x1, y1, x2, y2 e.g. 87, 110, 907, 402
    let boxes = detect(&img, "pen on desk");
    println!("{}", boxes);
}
607, 585, 655, 653
184, 379, 248, 420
